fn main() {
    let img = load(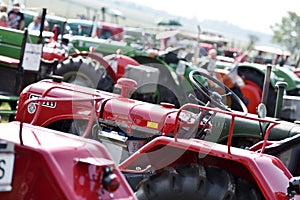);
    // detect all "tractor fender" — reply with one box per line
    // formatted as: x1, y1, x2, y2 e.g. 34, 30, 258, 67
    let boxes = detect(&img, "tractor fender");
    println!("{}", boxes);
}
238, 64, 278, 116
238, 63, 300, 92
272, 65, 300, 91
120, 136, 290, 199
238, 63, 278, 87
